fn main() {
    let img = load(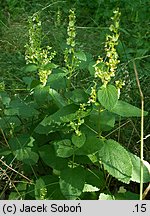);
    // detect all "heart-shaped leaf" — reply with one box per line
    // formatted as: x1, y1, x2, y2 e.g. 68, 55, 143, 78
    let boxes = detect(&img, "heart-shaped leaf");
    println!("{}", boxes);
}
72, 133, 86, 148
98, 84, 118, 110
